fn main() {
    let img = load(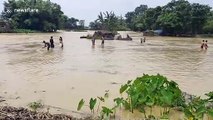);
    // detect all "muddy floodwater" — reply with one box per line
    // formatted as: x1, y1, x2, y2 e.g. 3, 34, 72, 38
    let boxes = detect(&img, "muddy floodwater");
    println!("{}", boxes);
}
0, 31, 213, 119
